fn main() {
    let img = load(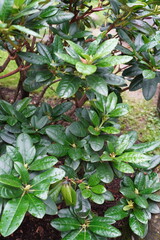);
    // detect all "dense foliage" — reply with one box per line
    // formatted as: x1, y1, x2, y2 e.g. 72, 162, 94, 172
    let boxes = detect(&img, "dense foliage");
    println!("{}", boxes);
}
0, 0, 160, 239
